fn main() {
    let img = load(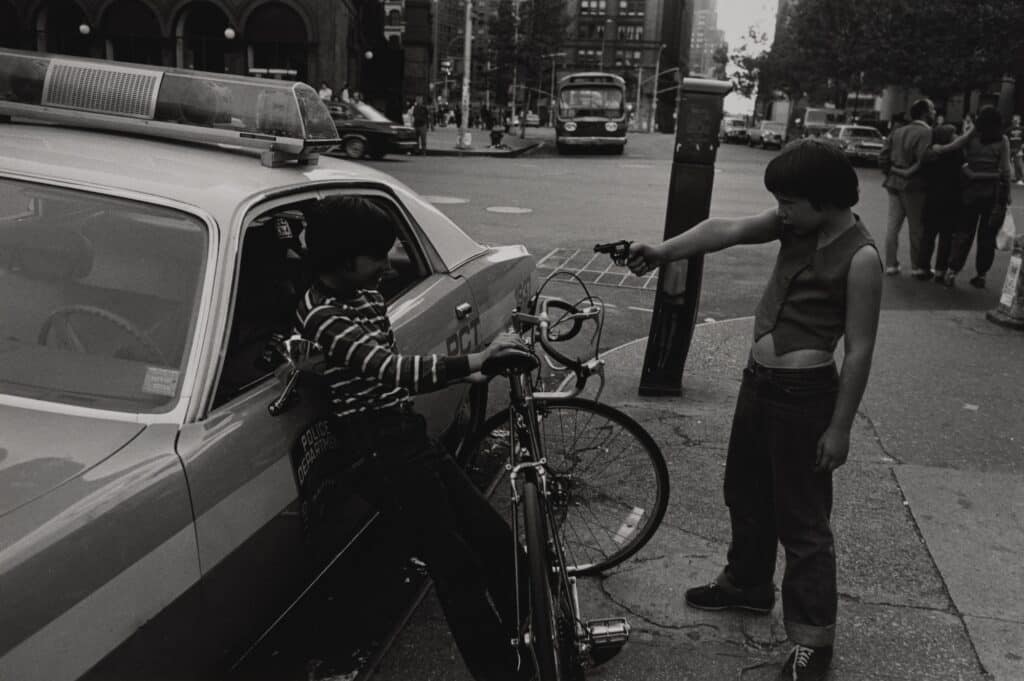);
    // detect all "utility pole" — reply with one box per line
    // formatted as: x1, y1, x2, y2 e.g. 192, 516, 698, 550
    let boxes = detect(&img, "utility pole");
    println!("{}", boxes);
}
431, 0, 440, 108
511, 0, 519, 134
649, 42, 666, 133
542, 51, 566, 127
635, 63, 642, 130
456, 0, 473, 148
